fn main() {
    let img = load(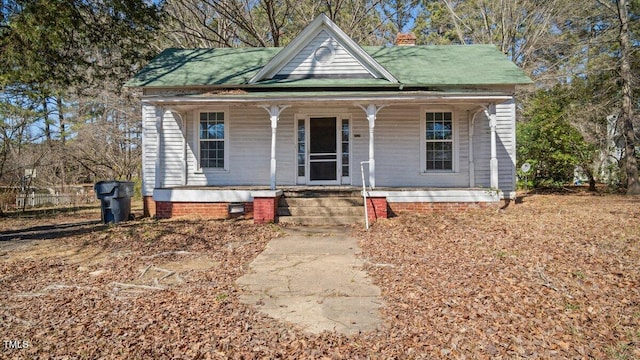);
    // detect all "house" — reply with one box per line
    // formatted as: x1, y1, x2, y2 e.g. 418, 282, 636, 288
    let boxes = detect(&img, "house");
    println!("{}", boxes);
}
125, 14, 532, 224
